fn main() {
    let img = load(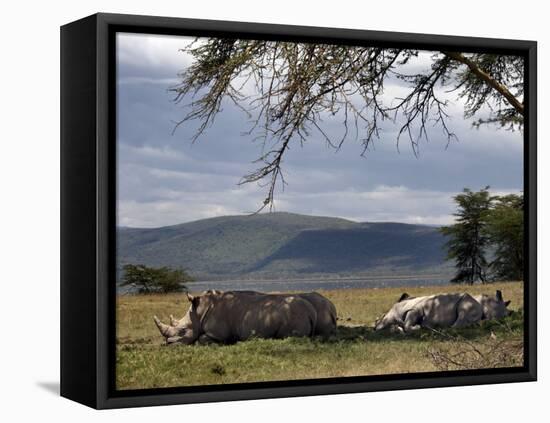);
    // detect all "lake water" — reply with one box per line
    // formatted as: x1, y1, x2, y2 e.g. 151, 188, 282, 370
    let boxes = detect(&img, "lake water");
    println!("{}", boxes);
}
183, 274, 452, 293
117, 274, 454, 294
